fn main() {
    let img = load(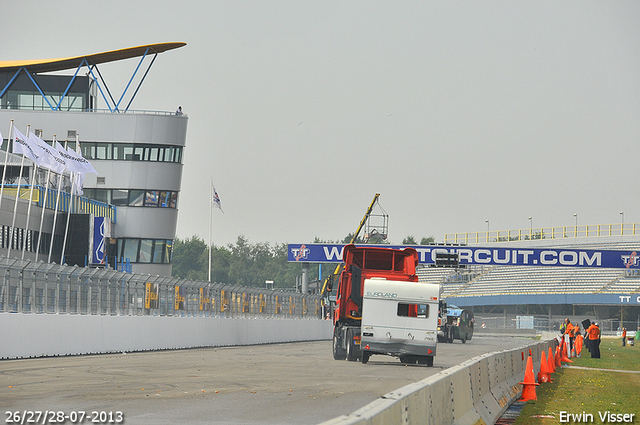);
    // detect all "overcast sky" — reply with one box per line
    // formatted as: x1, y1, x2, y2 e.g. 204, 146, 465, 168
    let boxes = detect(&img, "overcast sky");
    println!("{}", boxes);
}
3, 1, 640, 247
